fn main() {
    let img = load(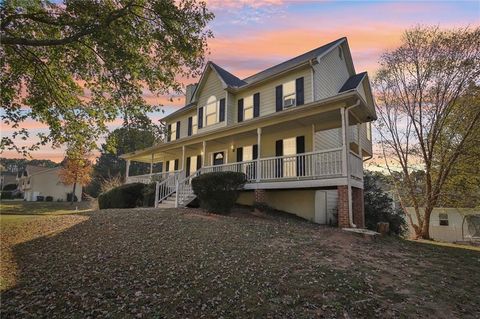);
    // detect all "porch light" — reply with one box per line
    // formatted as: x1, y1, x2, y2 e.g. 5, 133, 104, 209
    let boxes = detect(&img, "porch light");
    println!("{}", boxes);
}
231, 144, 235, 151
